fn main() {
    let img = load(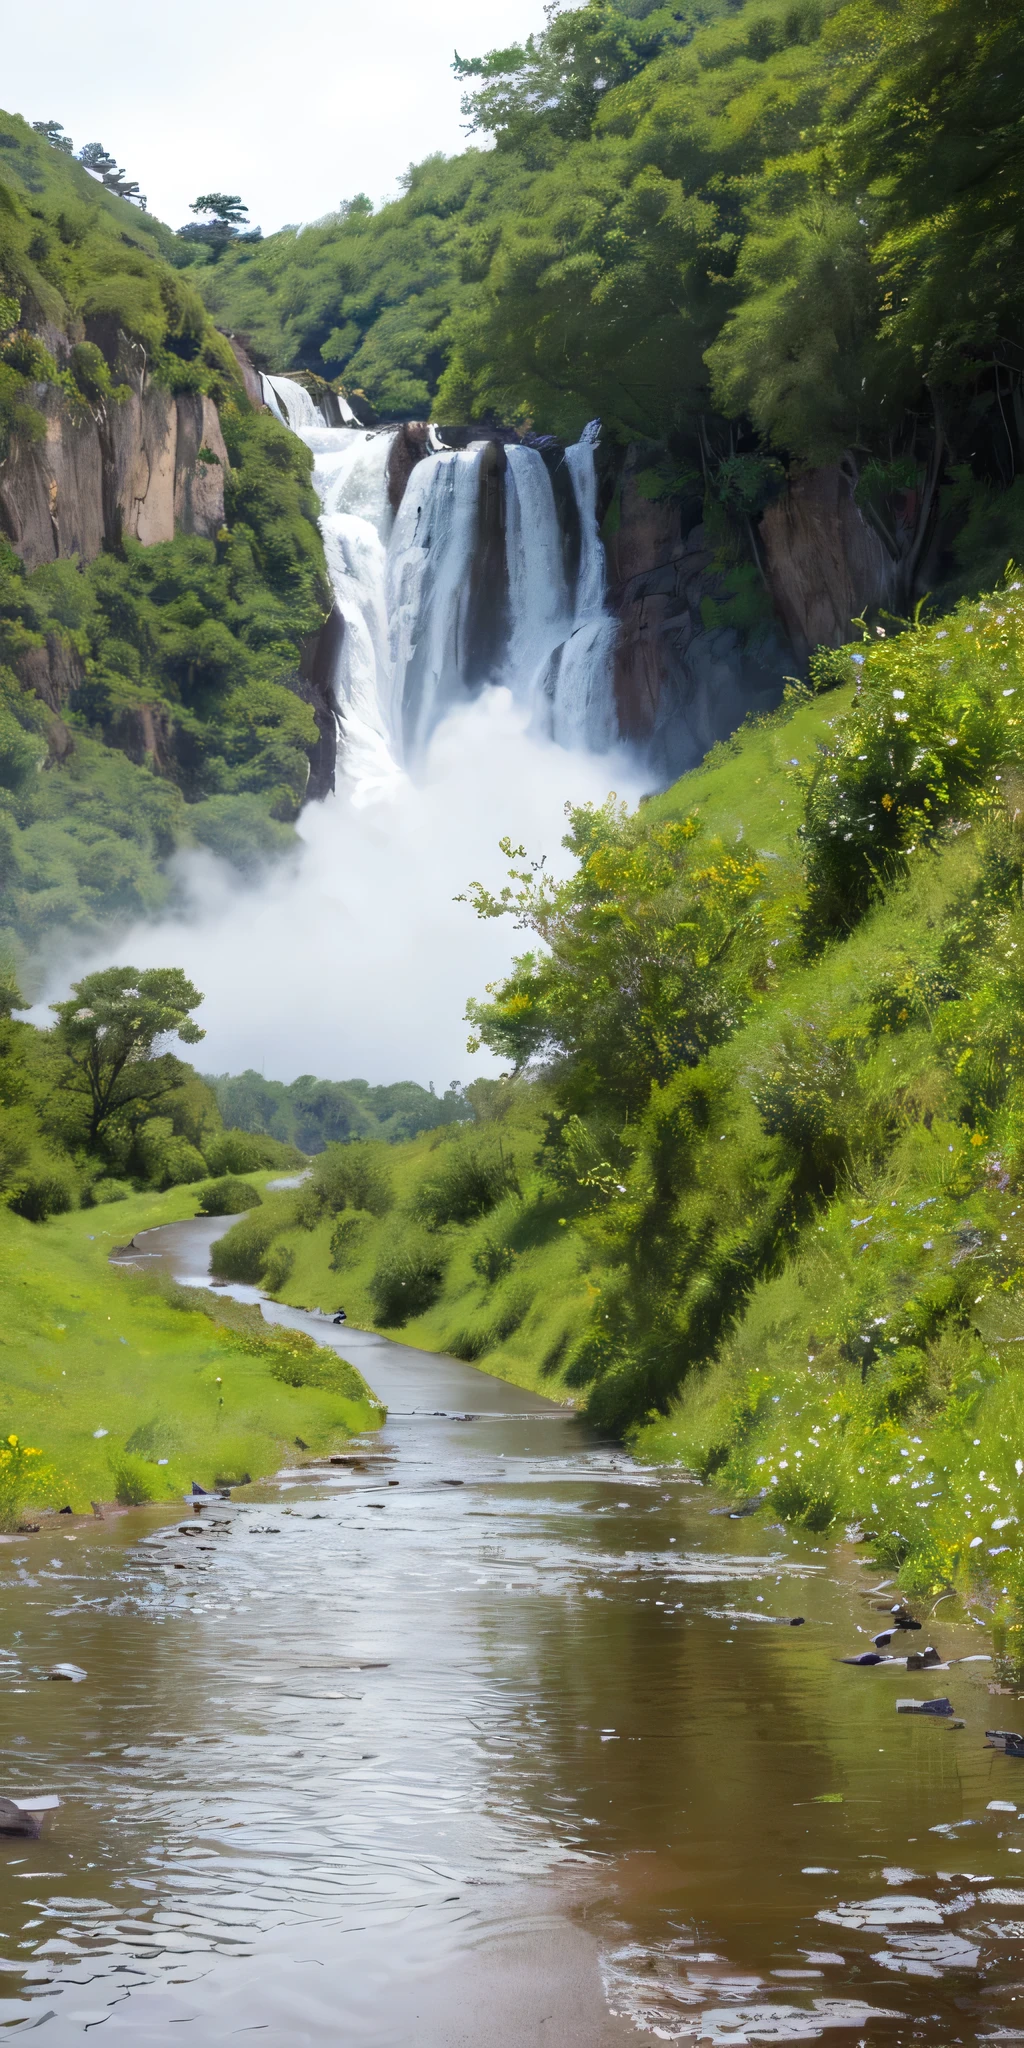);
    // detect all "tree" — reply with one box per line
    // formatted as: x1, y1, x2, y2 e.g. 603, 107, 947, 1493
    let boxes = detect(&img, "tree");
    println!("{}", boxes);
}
50, 967, 205, 1145
77, 142, 117, 176
32, 121, 73, 155
191, 194, 250, 227
178, 196, 260, 257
